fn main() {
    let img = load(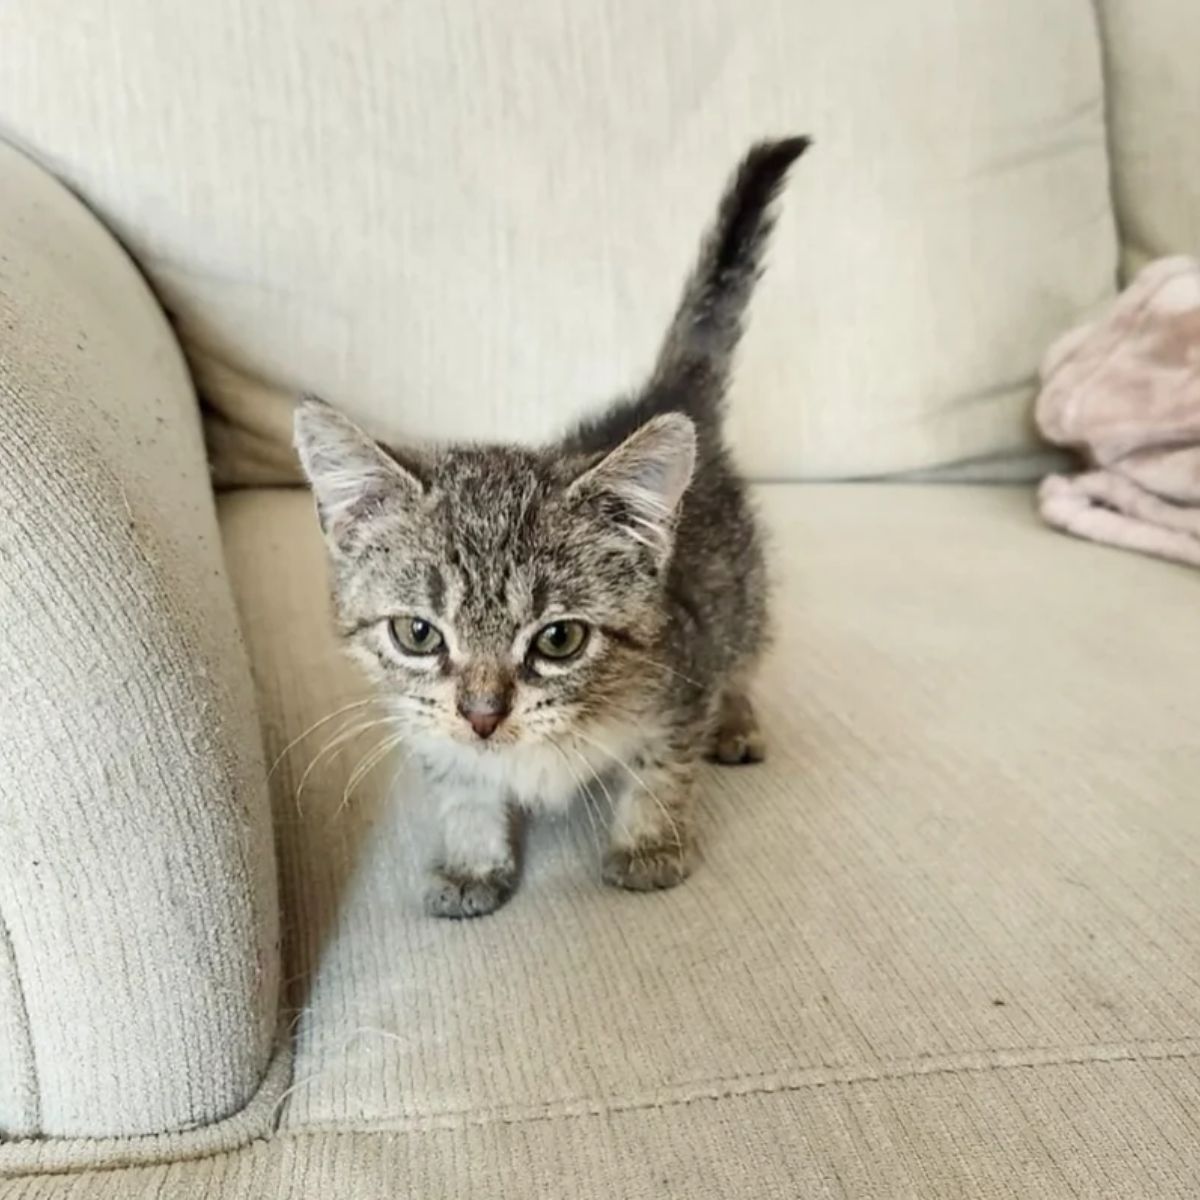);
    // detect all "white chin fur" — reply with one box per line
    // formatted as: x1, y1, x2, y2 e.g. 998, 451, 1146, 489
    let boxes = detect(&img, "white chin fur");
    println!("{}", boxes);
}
410, 717, 647, 813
